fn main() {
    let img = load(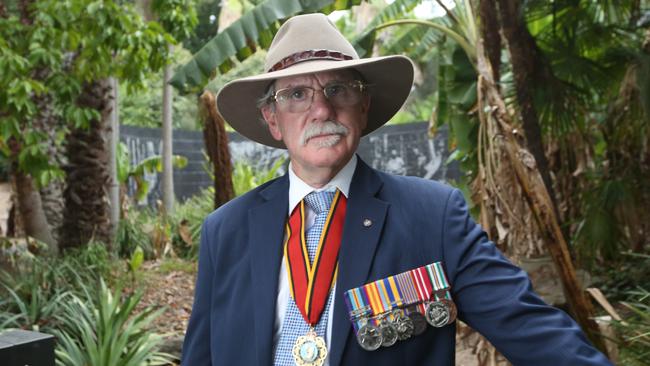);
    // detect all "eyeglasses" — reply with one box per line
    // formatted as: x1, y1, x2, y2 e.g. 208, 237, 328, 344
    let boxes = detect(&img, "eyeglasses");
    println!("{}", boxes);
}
268, 80, 367, 113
